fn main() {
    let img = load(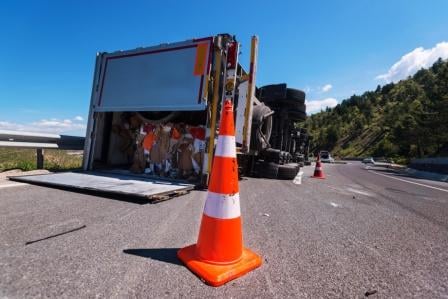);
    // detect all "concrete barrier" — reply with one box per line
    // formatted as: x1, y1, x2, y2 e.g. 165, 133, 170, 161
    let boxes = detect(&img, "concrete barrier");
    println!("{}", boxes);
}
404, 167, 448, 182
409, 158, 448, 175
341, 157, 365, 161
